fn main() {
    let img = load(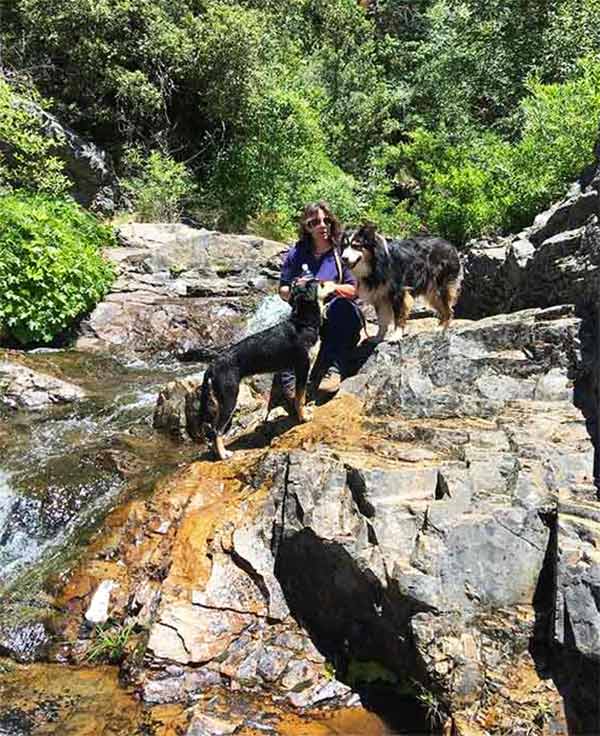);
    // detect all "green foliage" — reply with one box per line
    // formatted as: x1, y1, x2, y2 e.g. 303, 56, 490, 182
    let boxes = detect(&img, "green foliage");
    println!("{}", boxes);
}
0, 78, 69, 195
0, 659, 16, 675
397, 56, 600, 243
533, 699, 553, 727
0, 193, 116, 345
541, 0, 600, 82
346, 658, 398, 687
3, 0, 600, 241
86, 622, 134, 664
201, 82, 360, 235
414, 682, 445, 727
122, 148, 197, 223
